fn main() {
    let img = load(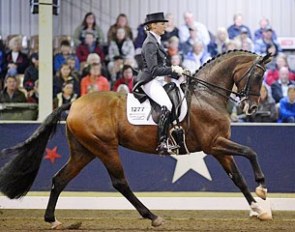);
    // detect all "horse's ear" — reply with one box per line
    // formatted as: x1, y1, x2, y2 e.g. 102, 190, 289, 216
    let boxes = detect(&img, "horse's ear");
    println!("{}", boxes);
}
260, 52, 272, 64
